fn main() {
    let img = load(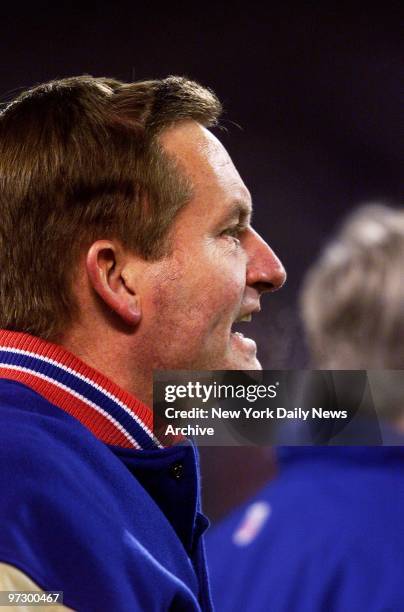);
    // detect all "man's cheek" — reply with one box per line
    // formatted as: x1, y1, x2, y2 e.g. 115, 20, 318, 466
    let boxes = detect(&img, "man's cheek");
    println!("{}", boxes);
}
223, 273, 246, 305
